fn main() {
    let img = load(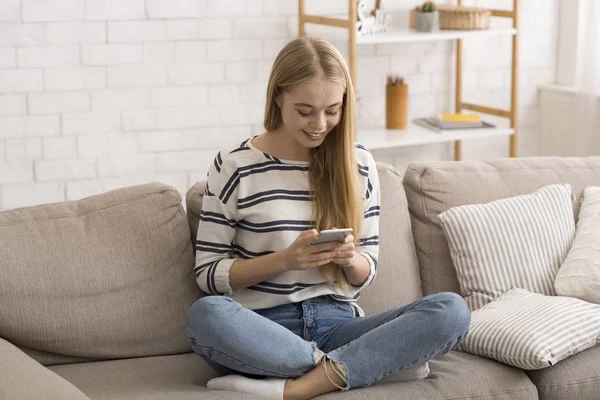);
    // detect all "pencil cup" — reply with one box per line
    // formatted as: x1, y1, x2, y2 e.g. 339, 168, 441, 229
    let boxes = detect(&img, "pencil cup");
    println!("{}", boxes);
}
386, 82, 408, 130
